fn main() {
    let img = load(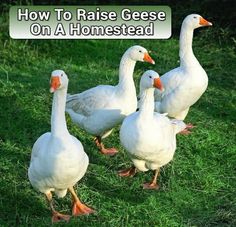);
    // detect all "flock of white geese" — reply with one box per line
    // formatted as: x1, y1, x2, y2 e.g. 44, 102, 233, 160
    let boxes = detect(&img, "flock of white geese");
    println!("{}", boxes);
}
28, 14, 212, 222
